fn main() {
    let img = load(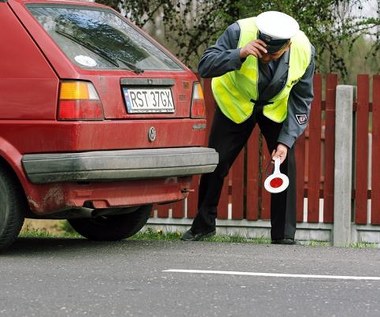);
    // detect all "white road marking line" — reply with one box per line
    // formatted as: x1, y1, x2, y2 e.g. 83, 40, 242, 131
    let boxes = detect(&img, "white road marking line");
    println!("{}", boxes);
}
163, 269, 380, 281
